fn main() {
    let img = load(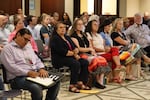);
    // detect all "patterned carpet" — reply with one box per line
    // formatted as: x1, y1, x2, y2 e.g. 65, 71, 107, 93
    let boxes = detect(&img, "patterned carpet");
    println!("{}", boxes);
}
7, 72, 150, 100
58, 73, 150, 100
